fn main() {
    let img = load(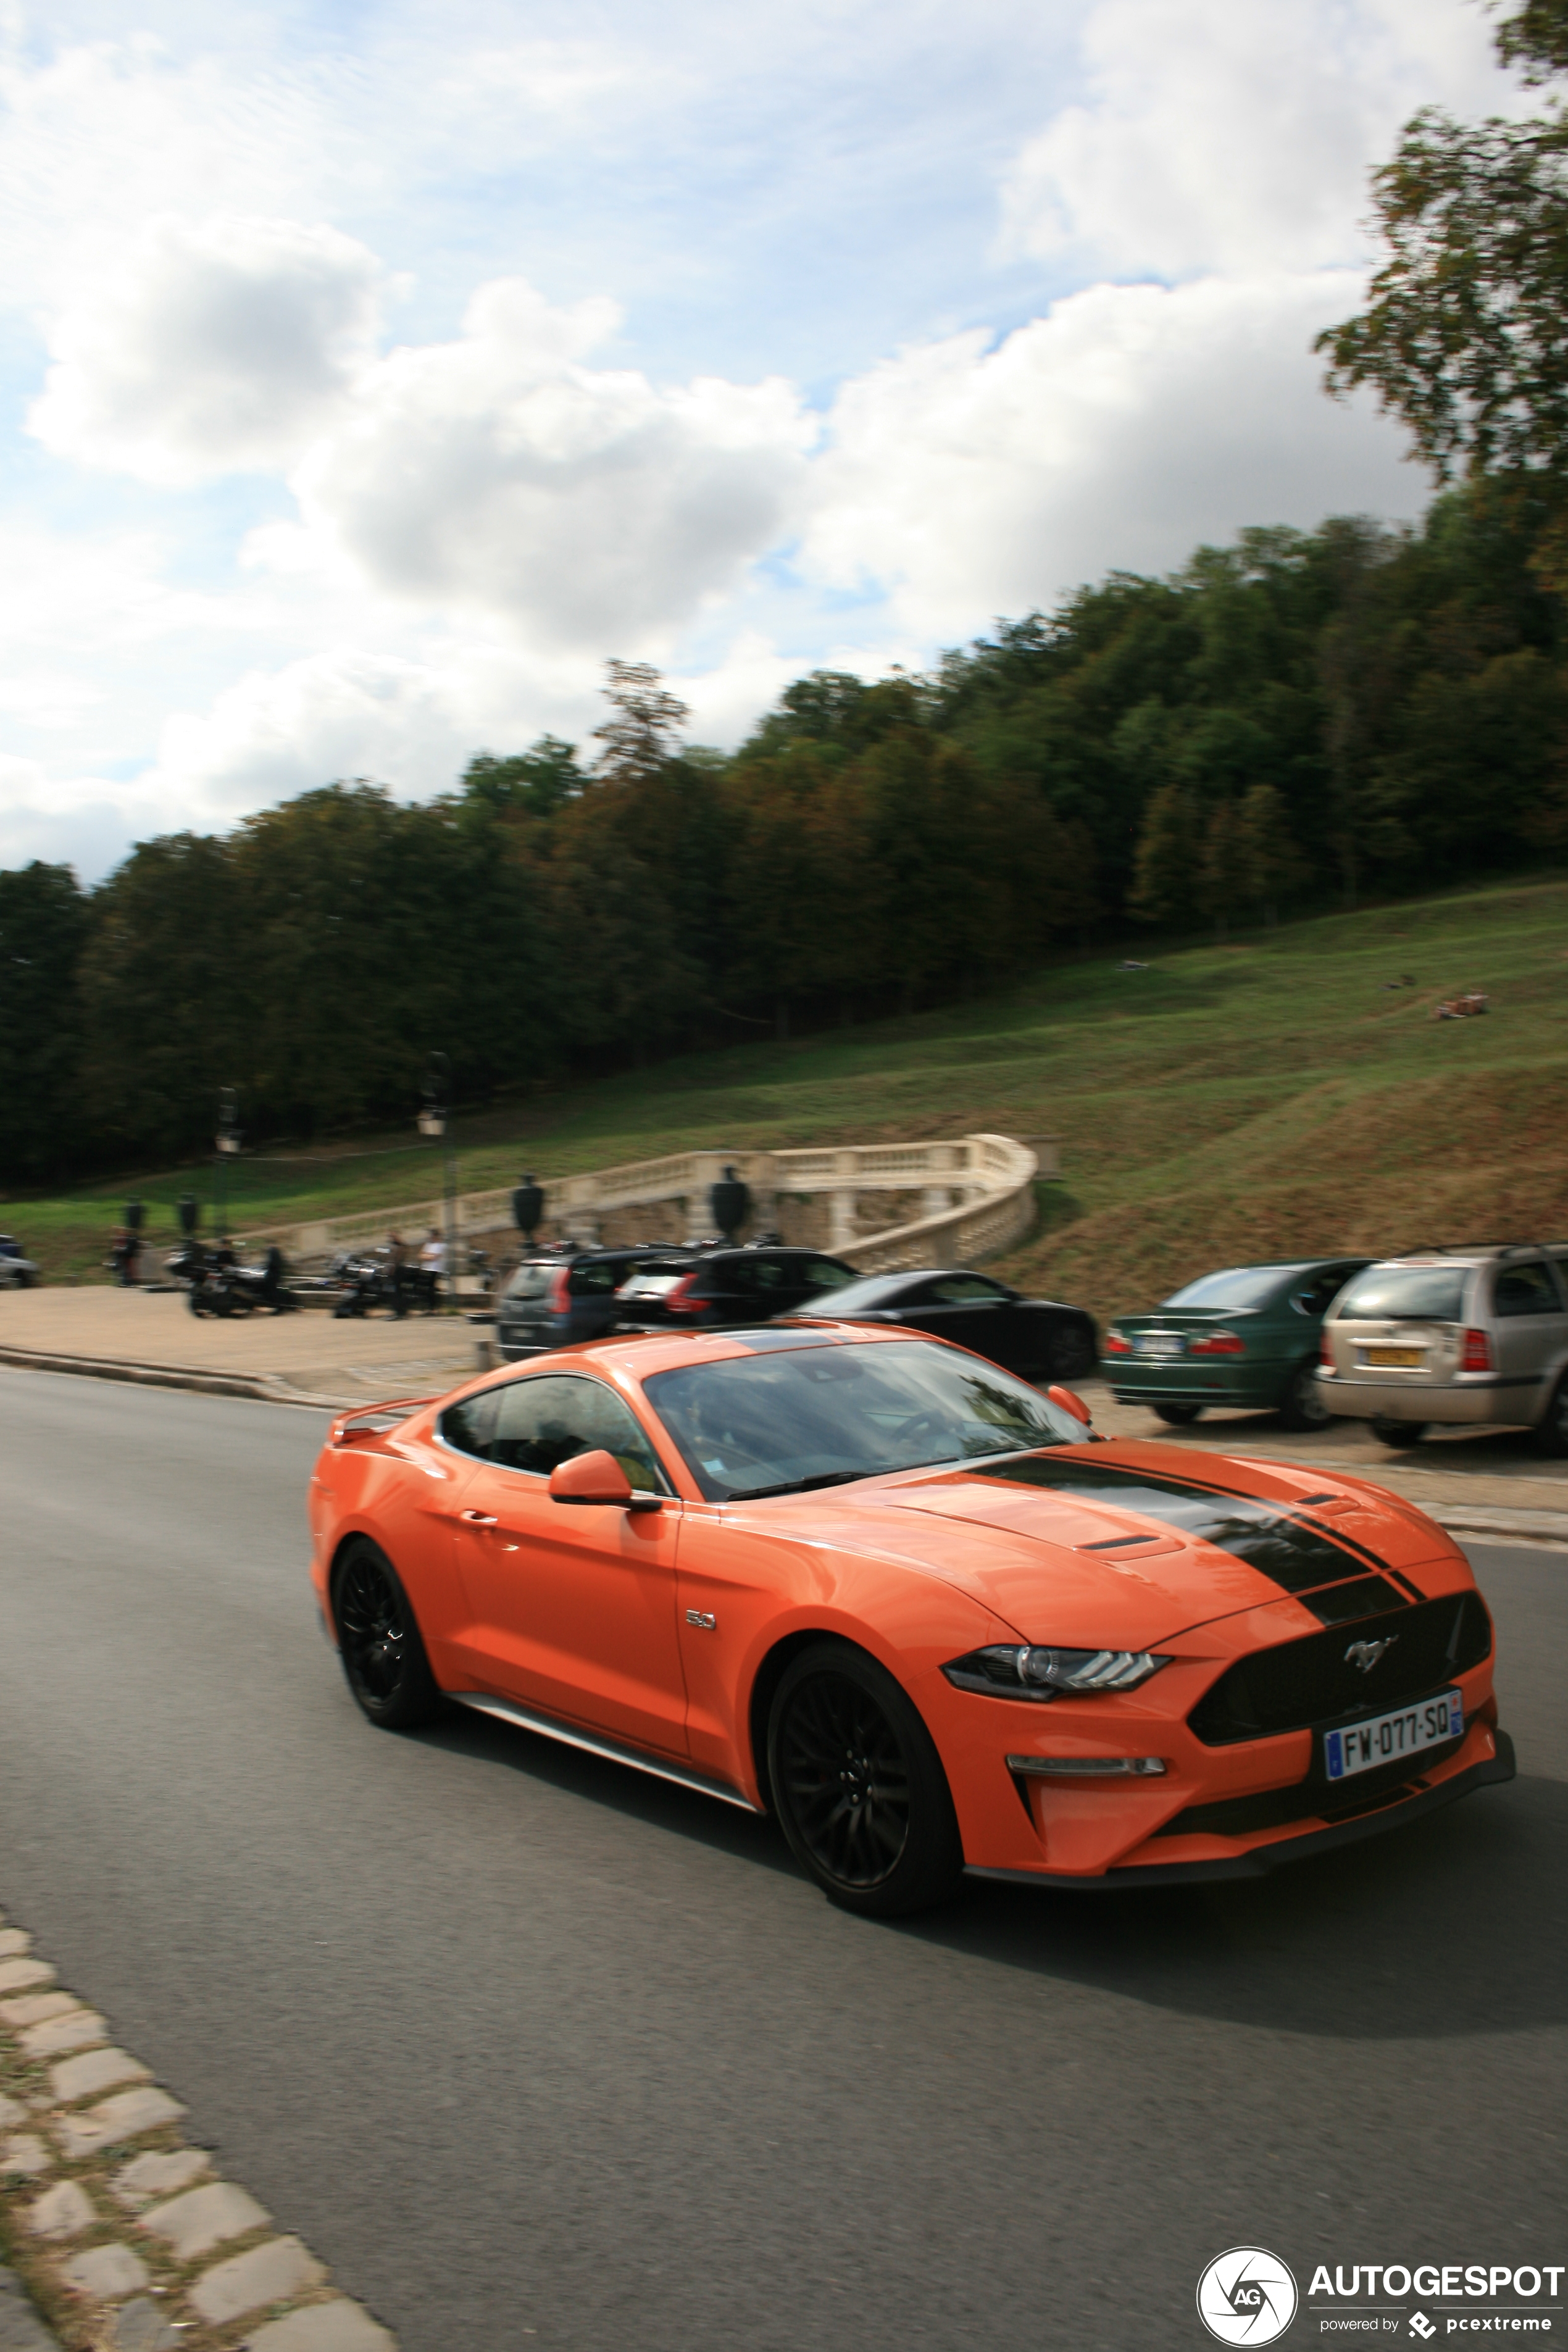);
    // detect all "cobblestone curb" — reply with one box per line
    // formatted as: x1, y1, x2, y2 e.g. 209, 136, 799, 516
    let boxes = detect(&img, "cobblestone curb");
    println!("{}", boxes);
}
0, 1917, 394, 2352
